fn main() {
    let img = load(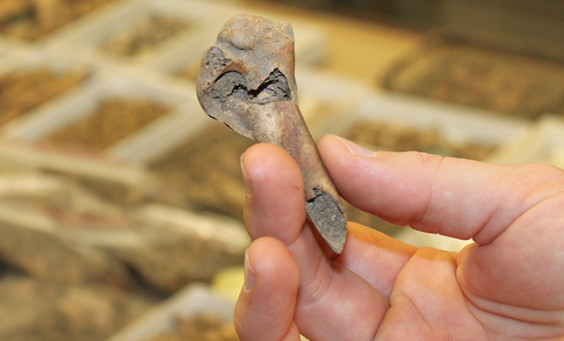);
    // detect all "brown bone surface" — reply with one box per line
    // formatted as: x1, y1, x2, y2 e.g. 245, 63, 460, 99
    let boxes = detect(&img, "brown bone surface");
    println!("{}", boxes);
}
196, 14, 347, 253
